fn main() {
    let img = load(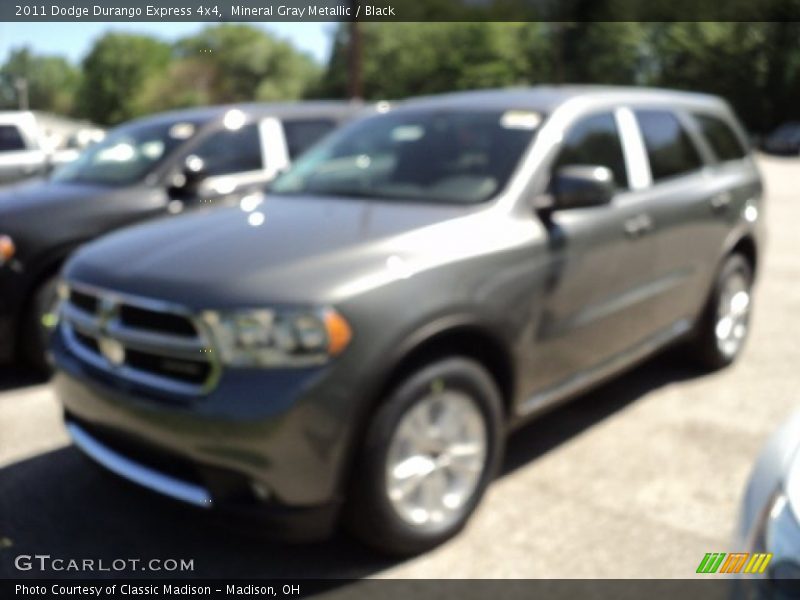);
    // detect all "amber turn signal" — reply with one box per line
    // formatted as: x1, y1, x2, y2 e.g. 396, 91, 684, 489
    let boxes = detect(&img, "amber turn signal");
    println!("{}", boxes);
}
323, 309, 352, 356
0, 235, 15, 264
